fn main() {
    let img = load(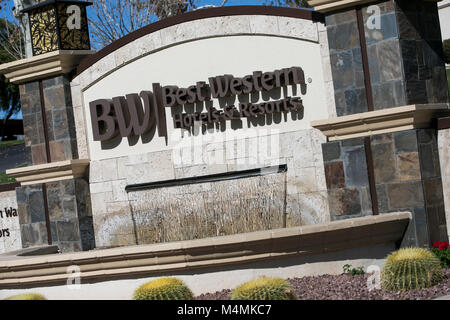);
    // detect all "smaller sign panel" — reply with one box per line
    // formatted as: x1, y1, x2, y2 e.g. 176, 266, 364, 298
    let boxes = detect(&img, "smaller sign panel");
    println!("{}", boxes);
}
0, 191, 21, 254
